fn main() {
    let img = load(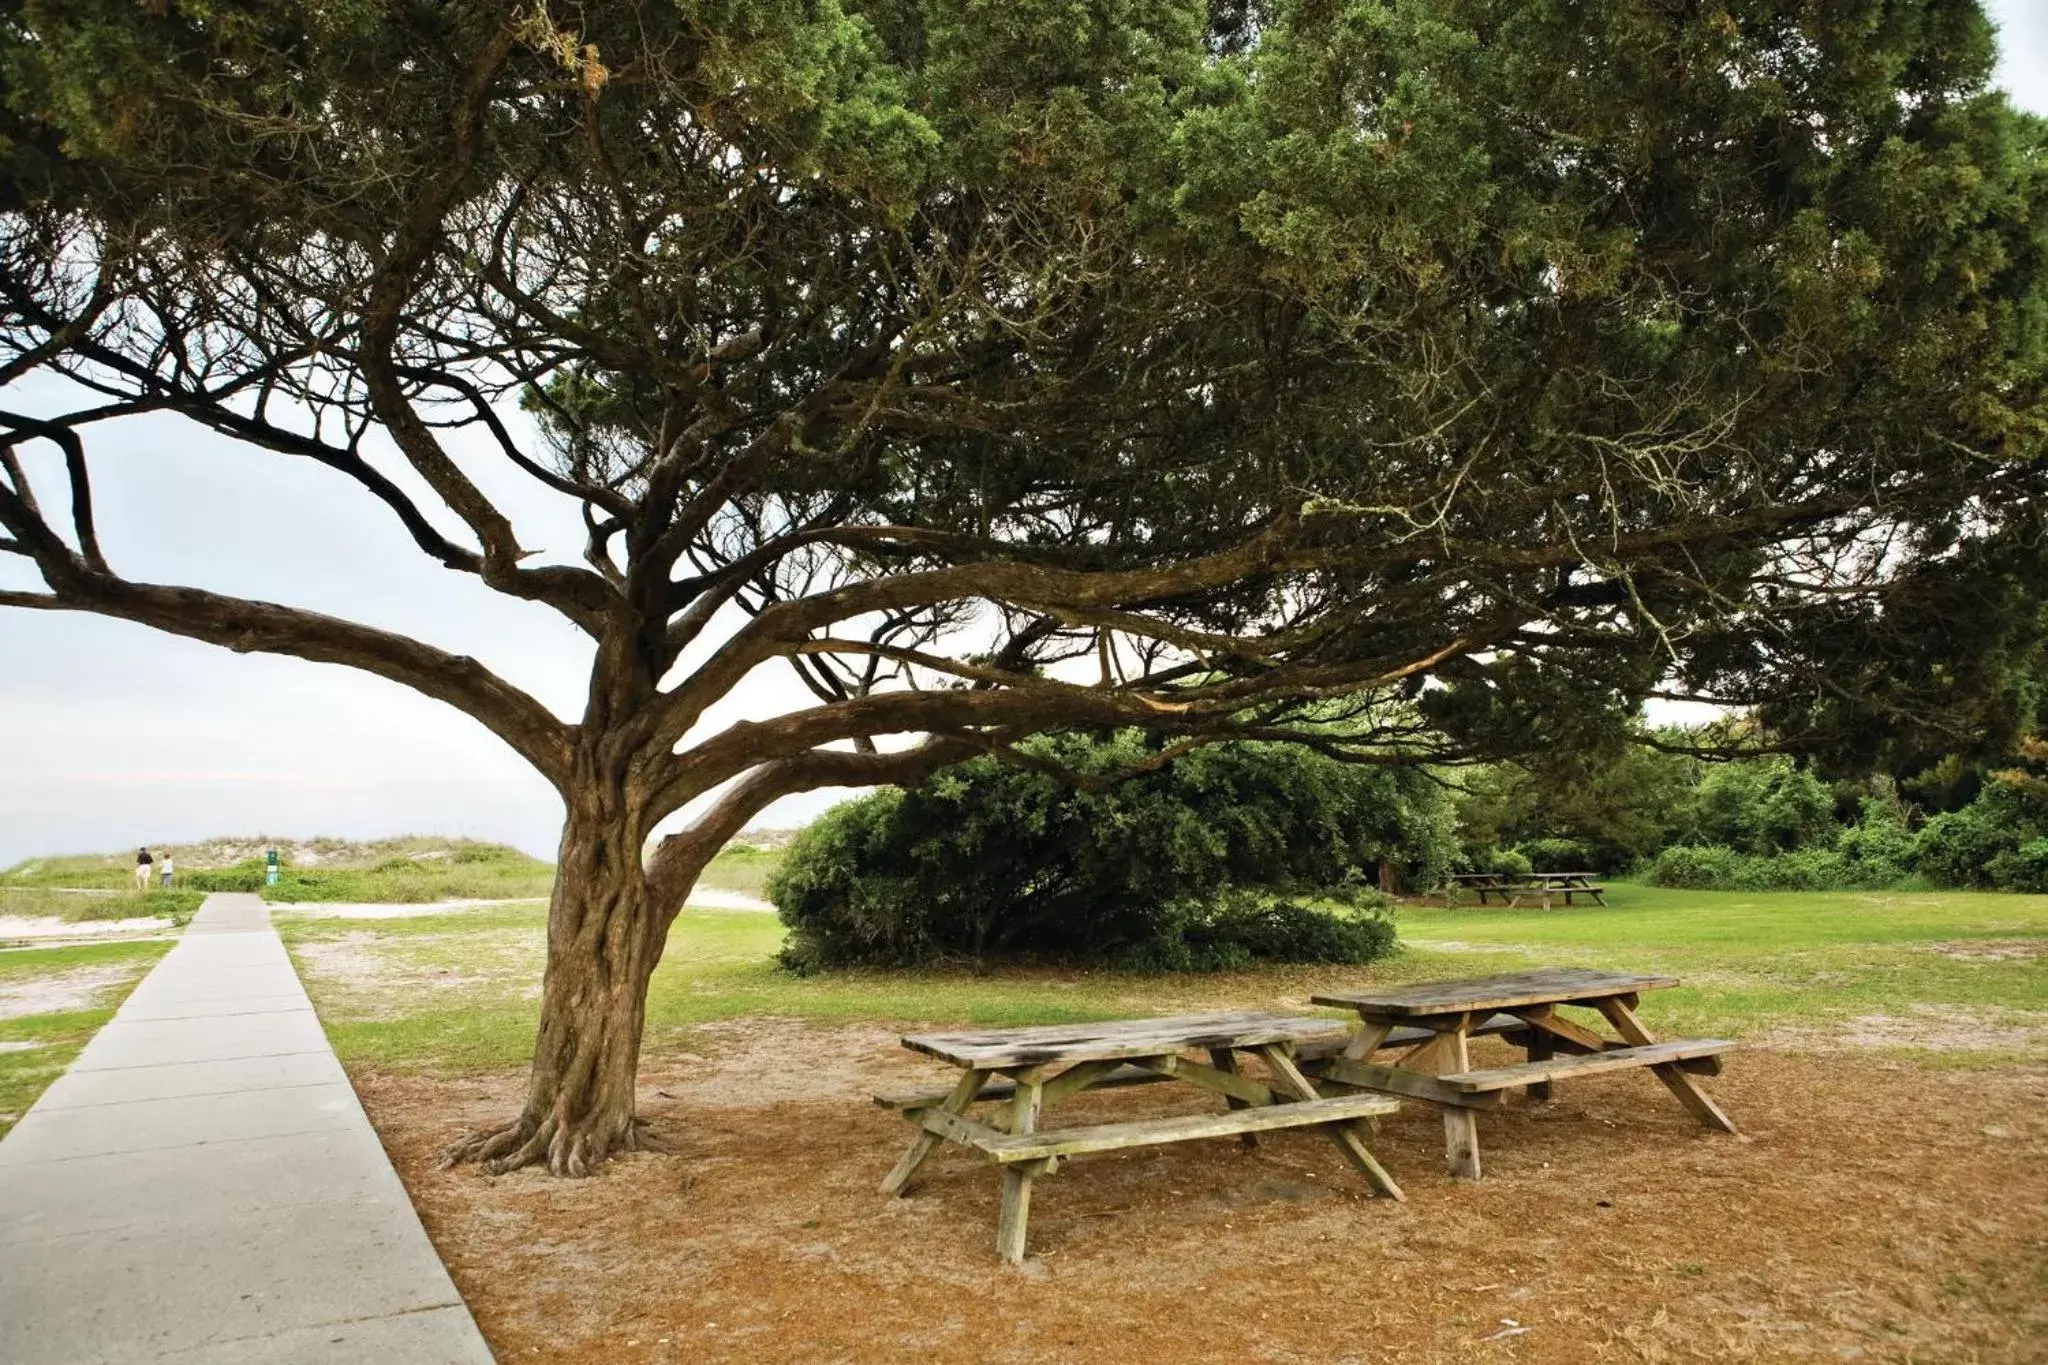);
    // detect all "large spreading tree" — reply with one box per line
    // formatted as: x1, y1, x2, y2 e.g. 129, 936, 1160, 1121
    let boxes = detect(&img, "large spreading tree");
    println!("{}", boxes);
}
2, 0, 2043, 1173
